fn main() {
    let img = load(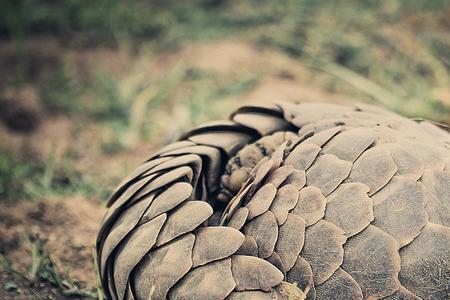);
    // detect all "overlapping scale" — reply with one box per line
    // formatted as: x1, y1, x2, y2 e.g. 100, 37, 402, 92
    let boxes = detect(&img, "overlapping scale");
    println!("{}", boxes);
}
266, 251, 286, 276
226, 290, 272, 300
347, 146, 398, 195
421, 169, 450, 227
383, 286, 421, 300
231, 255, 284, 292
113, 214, 166, 299
292, 186, 326, 226
282, 169, 306, 190
139, 182, 192, 223
97, 102, 450, 300
162, 145, 222, 192
285, 143, 321, 171
286, 256, 315, 300
302, 126, 341, 147
399, 223, 450, 299
169, 258, 236, 300
305, 154, 352, 196
243, 210, 278, 259
245, 184, 277, 220
155, 200, 213, 246
301, 220, 346, 285
321, 128, 375, 162
342, 225, 401, 298
188, 130, 254, 156
383, 143, 424, 181
133, 234, 195, 300
269, 184, 300, 225
192, 227, 245, 267
232, 112, 293, 136
314, 268, 363, 300
372, 177, 428, 247
274, 213, 305, 271
99, 195, 156, 277
324, 182, 373, 237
